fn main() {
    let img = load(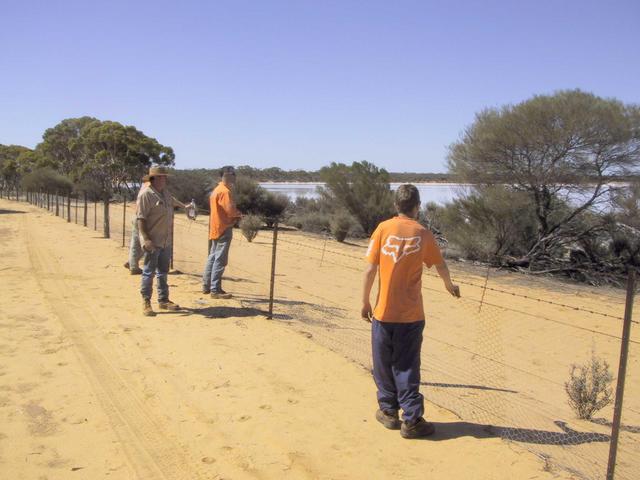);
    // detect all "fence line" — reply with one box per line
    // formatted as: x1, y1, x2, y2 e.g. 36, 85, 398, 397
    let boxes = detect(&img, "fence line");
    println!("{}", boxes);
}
7, 192, 639, 480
